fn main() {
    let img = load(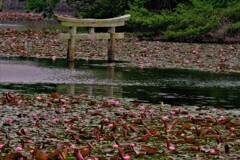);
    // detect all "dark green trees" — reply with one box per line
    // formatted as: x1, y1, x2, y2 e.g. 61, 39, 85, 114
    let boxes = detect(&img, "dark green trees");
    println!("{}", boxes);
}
25, 0, 59, 17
